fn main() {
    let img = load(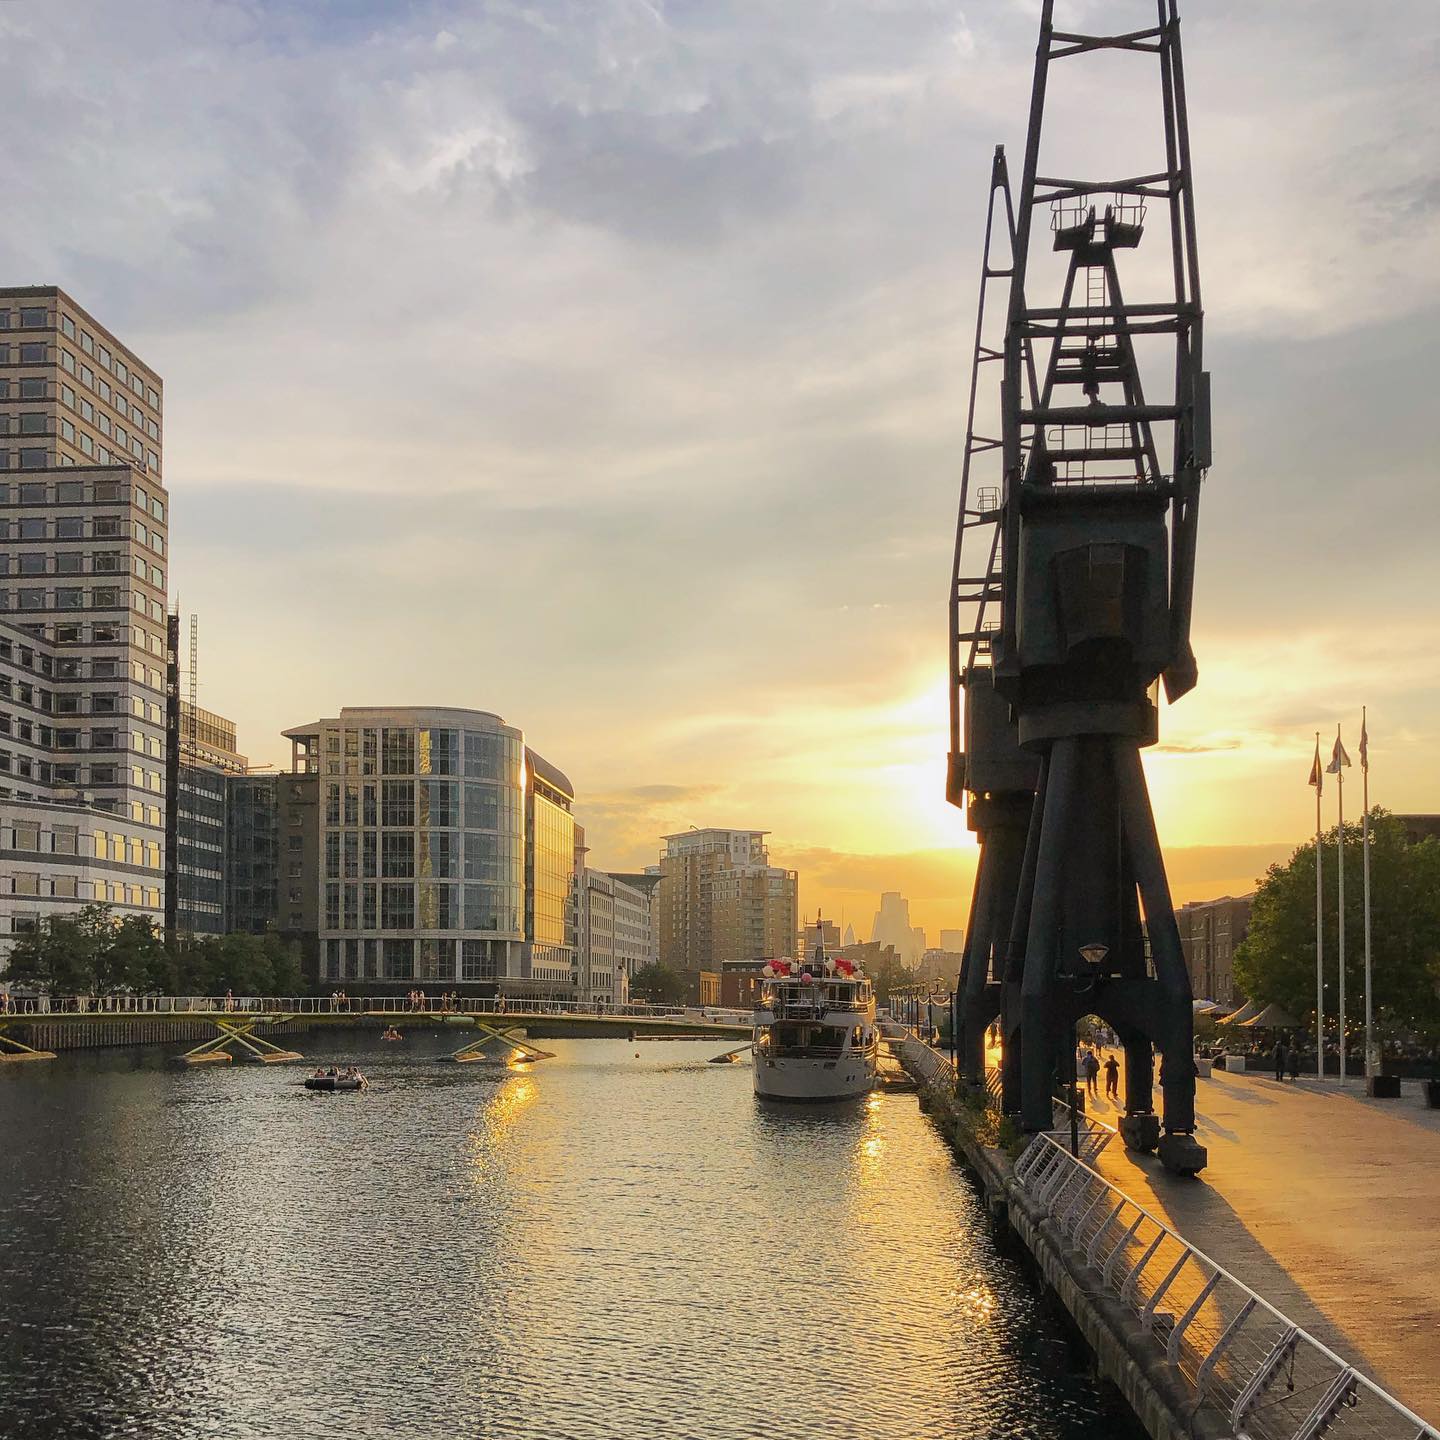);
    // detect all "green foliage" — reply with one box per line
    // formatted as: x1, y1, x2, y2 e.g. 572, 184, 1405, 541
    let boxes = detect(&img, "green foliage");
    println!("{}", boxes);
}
630, 962, 687, 1005
4, 908, 305, 998
1233, 811, 1440, 1043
